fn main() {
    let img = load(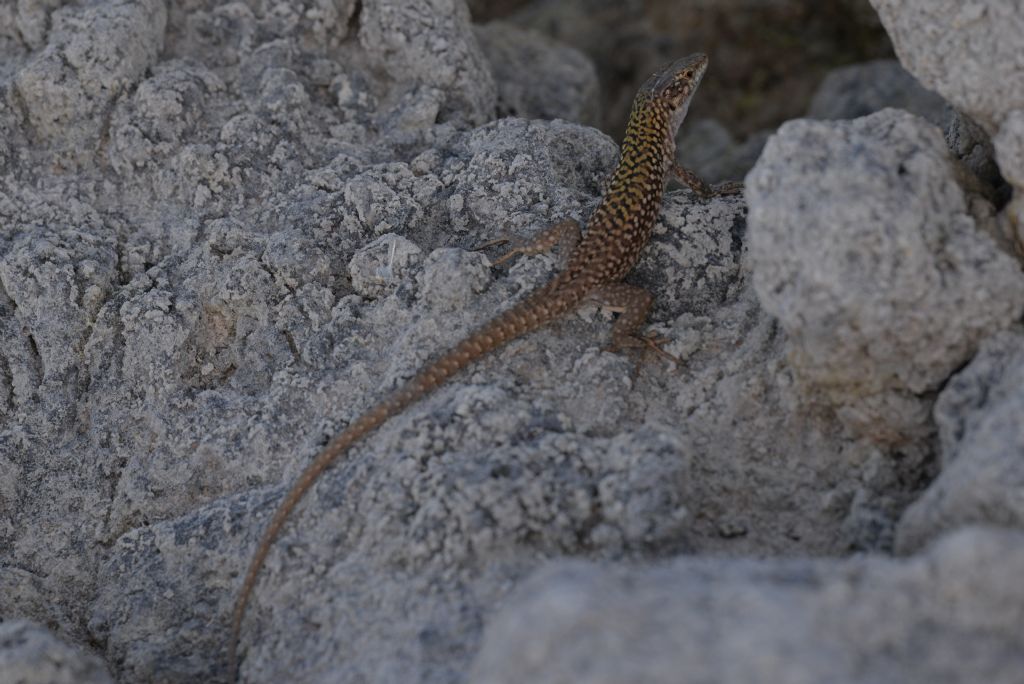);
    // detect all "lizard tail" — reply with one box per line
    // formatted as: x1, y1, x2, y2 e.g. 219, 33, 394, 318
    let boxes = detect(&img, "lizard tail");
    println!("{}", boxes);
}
227, 289, 572, 679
